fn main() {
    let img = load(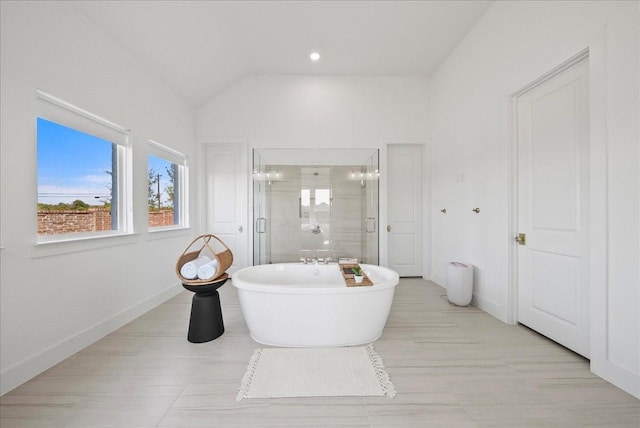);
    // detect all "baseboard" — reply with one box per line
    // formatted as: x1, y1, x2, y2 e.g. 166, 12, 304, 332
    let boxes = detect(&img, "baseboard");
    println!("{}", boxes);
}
0, 283, 183, 396
431, 274, 445, 288
591, 356, 640, 399
471, 292, 507, 323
